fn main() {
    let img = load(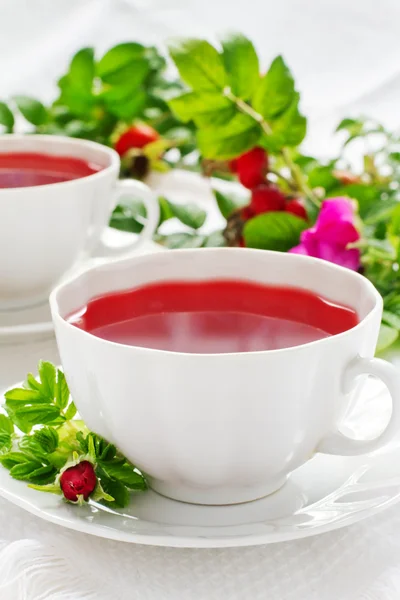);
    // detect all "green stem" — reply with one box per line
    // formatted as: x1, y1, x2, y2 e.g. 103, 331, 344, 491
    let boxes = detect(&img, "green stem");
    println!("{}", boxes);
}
268, 168, 297, 190
225, 90, 320, 207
